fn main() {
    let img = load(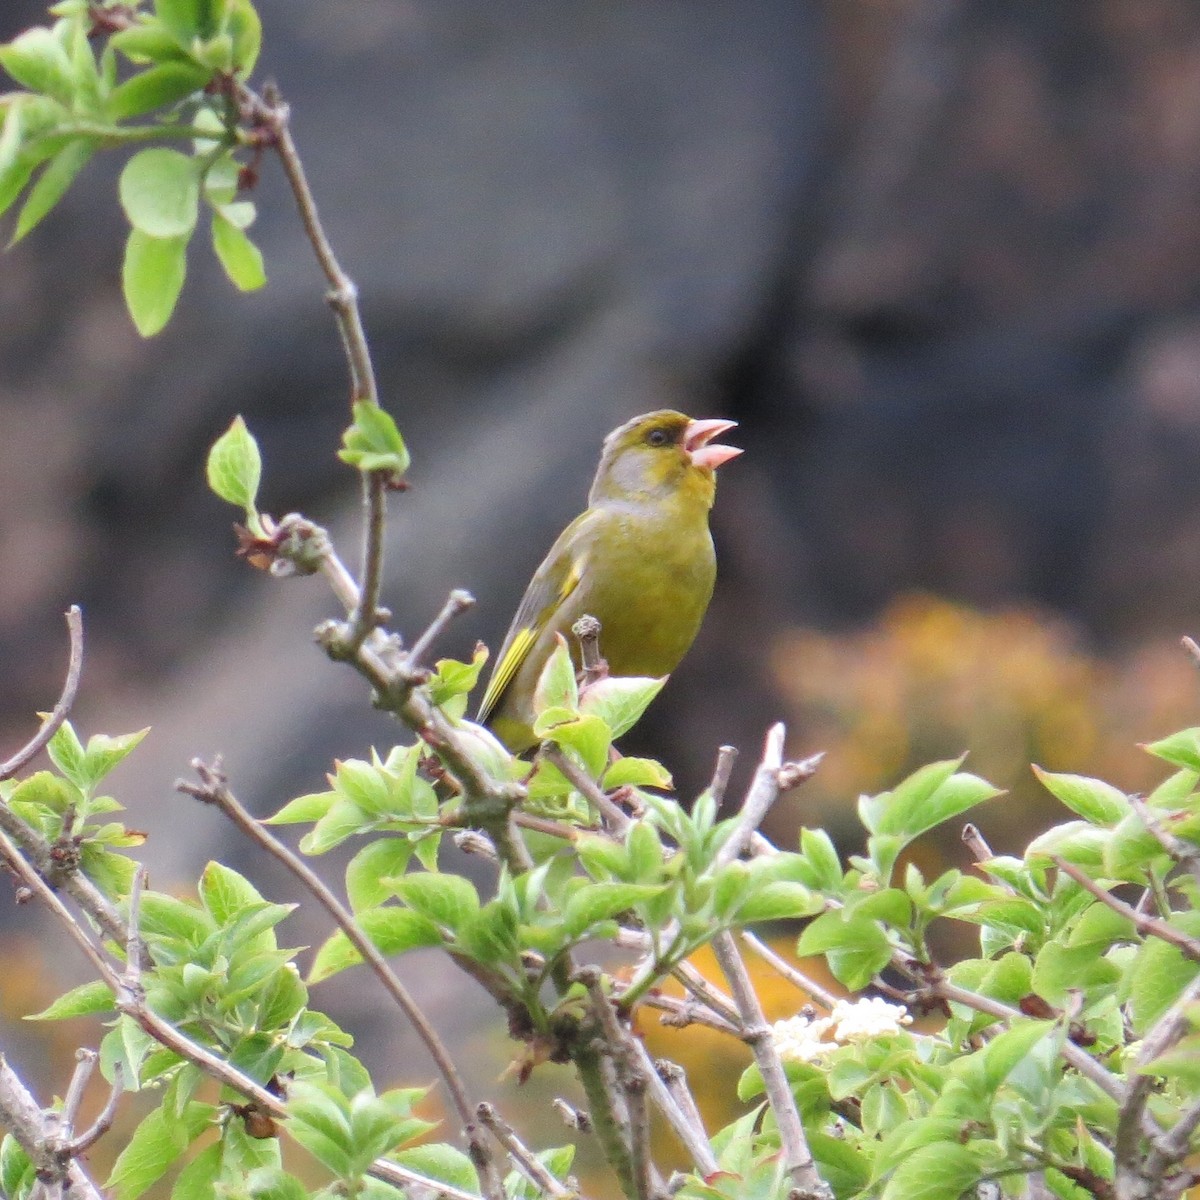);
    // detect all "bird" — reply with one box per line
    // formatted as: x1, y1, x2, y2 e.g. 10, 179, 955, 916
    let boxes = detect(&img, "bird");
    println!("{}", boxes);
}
477, 409, 742, 752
